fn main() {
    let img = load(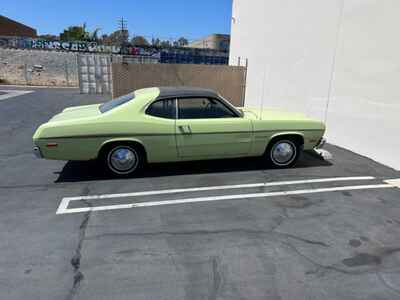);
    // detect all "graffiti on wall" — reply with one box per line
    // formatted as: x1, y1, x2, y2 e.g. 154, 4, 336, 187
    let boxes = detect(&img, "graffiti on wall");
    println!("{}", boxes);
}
1, 36, 164, 57
0, 36, 229, 65
31, 40, 120, 53
0, 36, 121, 54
